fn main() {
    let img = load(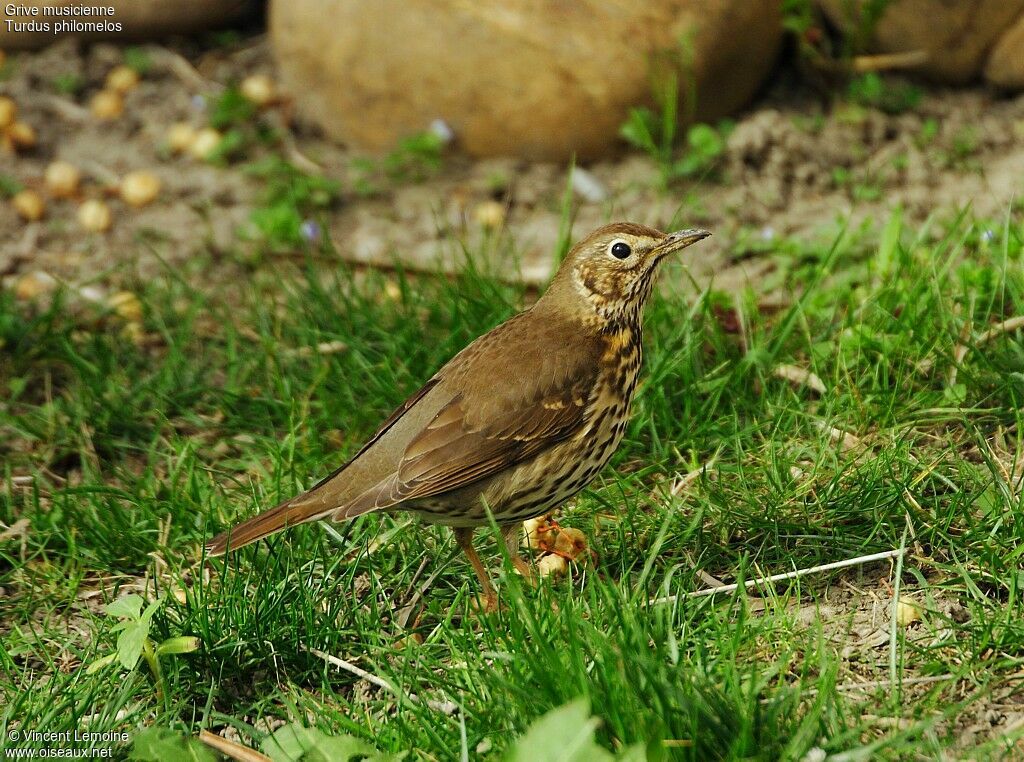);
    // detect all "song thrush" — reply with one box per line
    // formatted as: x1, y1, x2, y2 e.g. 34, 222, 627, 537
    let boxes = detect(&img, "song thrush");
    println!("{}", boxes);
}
206, 222, 710, 610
